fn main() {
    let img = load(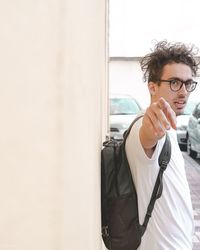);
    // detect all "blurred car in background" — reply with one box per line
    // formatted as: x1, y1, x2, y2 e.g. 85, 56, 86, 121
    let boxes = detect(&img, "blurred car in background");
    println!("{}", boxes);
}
176, 100, 197, 150
109, 94, 142, 140
187, 102, 200, 158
